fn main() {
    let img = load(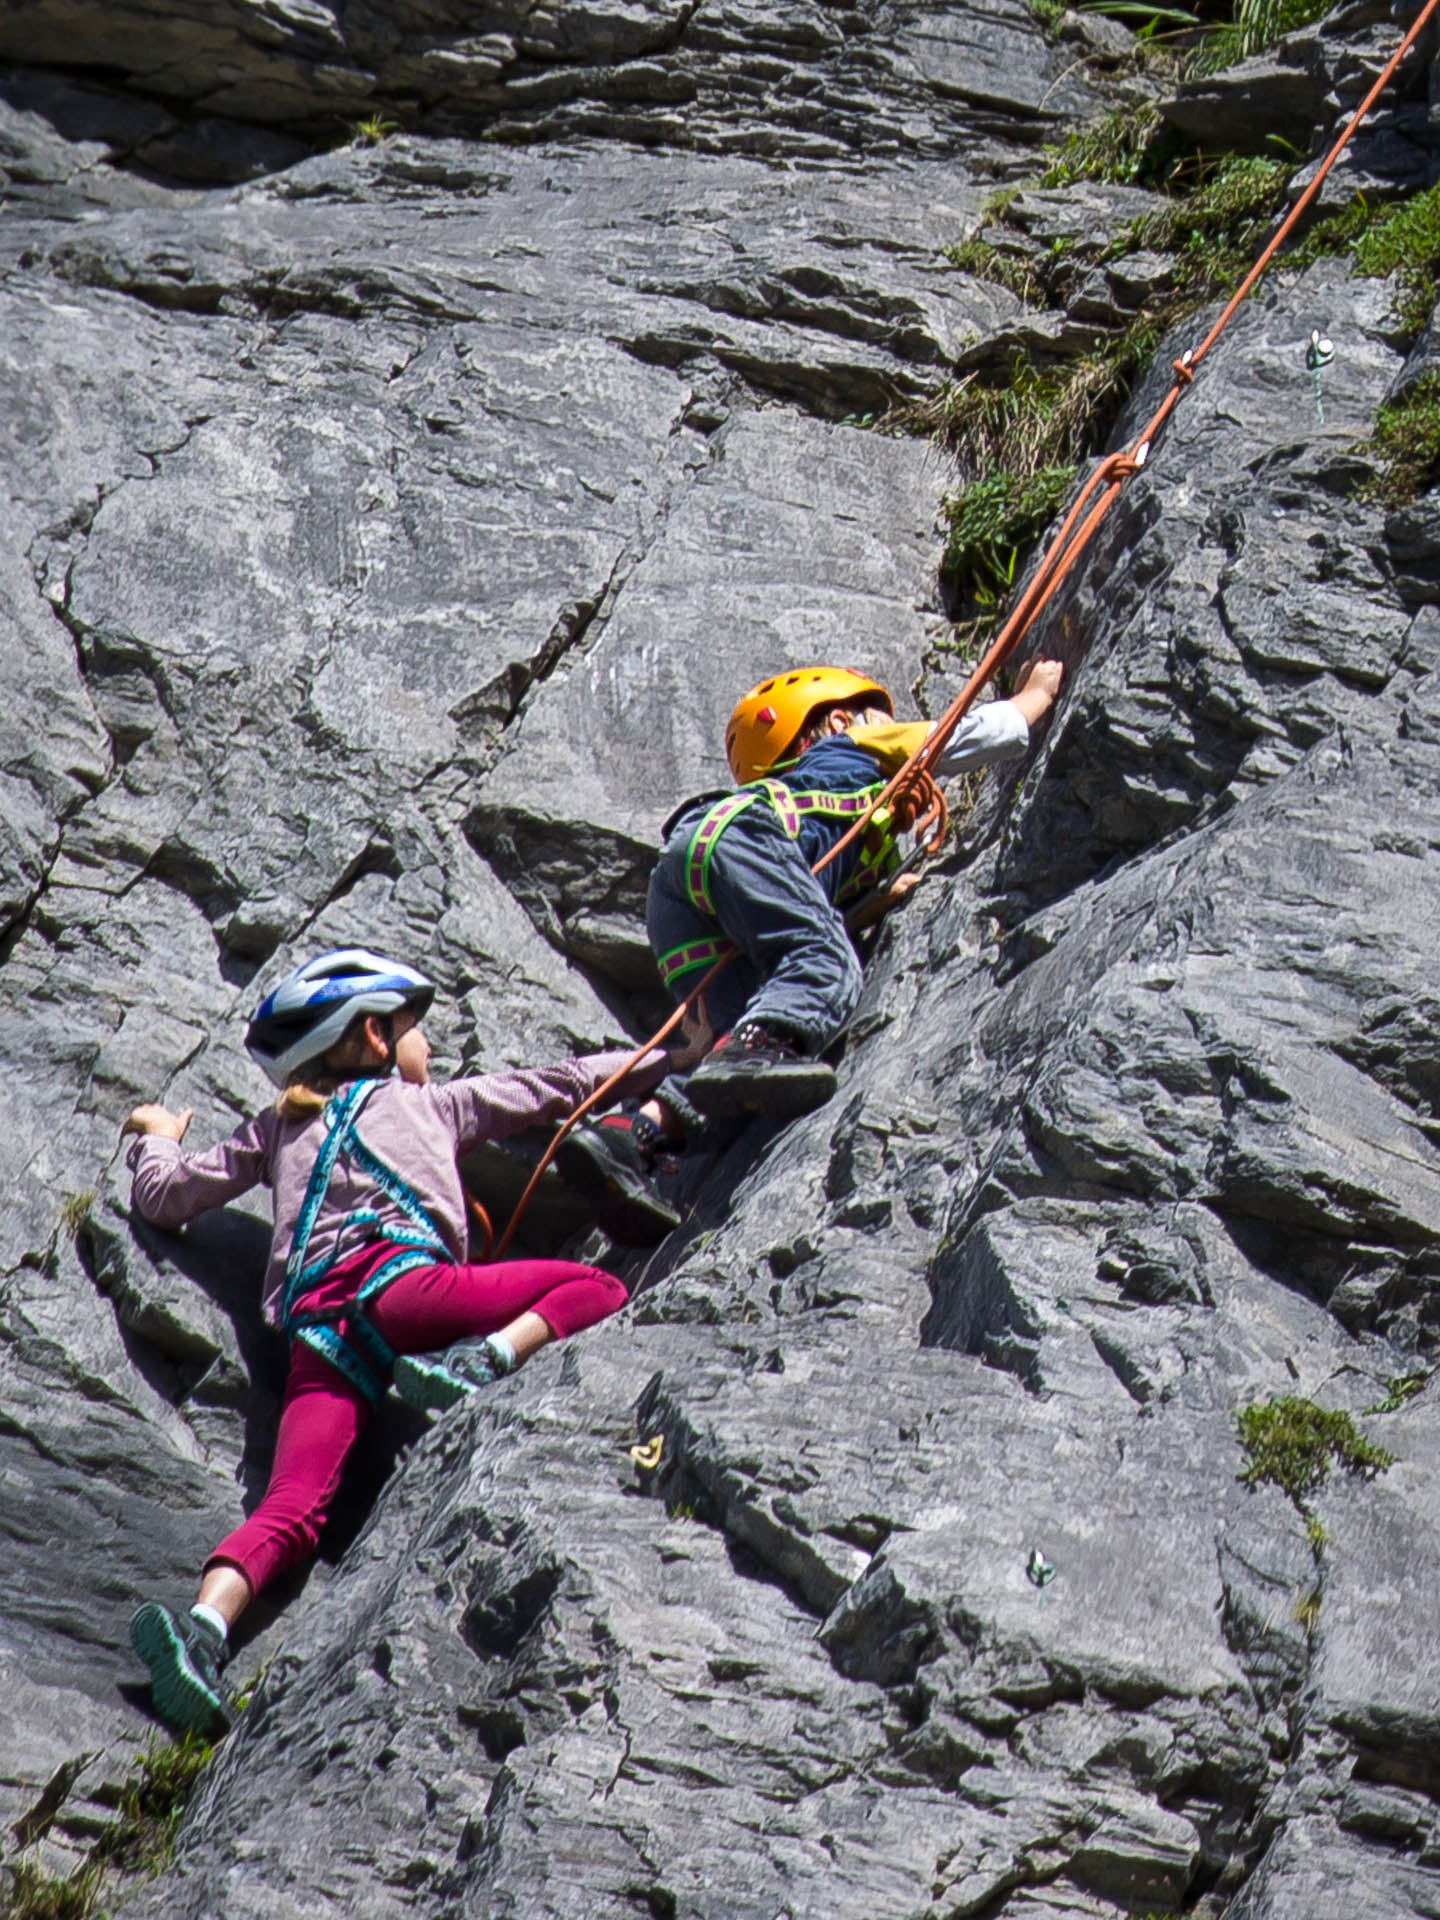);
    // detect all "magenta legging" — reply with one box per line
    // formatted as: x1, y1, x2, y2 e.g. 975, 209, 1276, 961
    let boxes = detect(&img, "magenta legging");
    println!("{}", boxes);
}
207, 1250, 627, 1596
